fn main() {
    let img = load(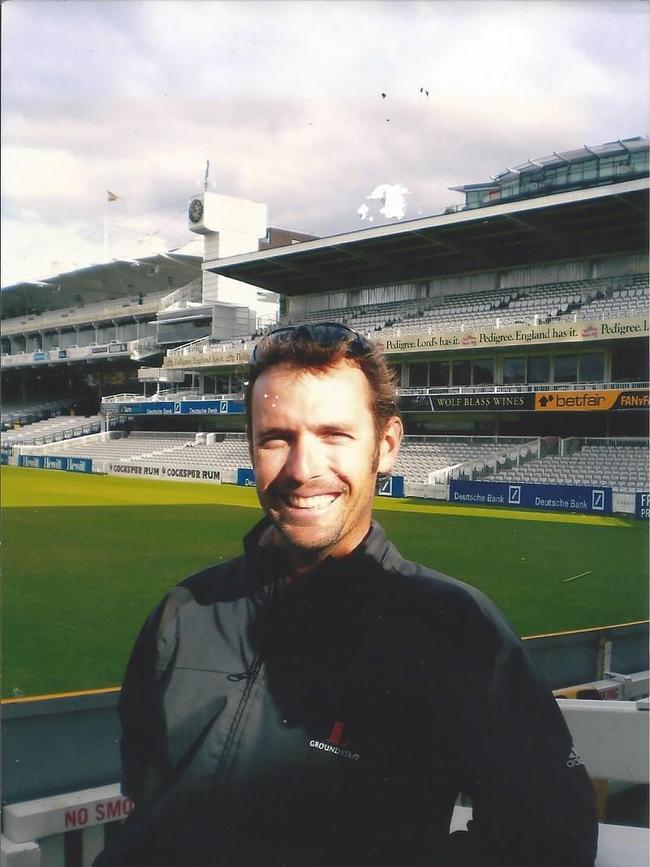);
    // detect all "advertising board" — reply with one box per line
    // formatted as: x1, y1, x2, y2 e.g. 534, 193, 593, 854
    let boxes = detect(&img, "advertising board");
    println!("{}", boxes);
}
108, 463, 221, 483
236, 468, 256, 487
377, 475, 405, 497
449, 480, 613, 515
113, 400, 245, 416
379, 315, 648, 356
18, 456, 44, 469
